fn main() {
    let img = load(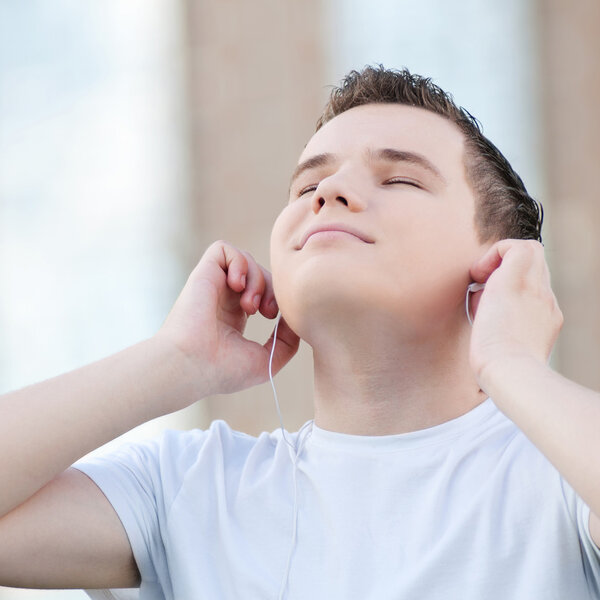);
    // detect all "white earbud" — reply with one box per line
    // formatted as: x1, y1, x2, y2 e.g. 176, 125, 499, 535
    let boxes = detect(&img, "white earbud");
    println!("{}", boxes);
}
466, 282, 485, 326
